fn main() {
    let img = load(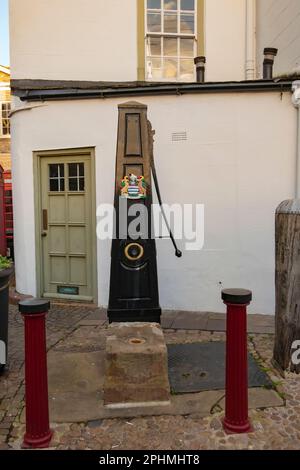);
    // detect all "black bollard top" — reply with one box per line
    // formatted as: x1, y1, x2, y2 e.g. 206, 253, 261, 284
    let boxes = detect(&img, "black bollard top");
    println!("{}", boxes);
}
221, 288, 252, 305
19, 299, 50, 314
